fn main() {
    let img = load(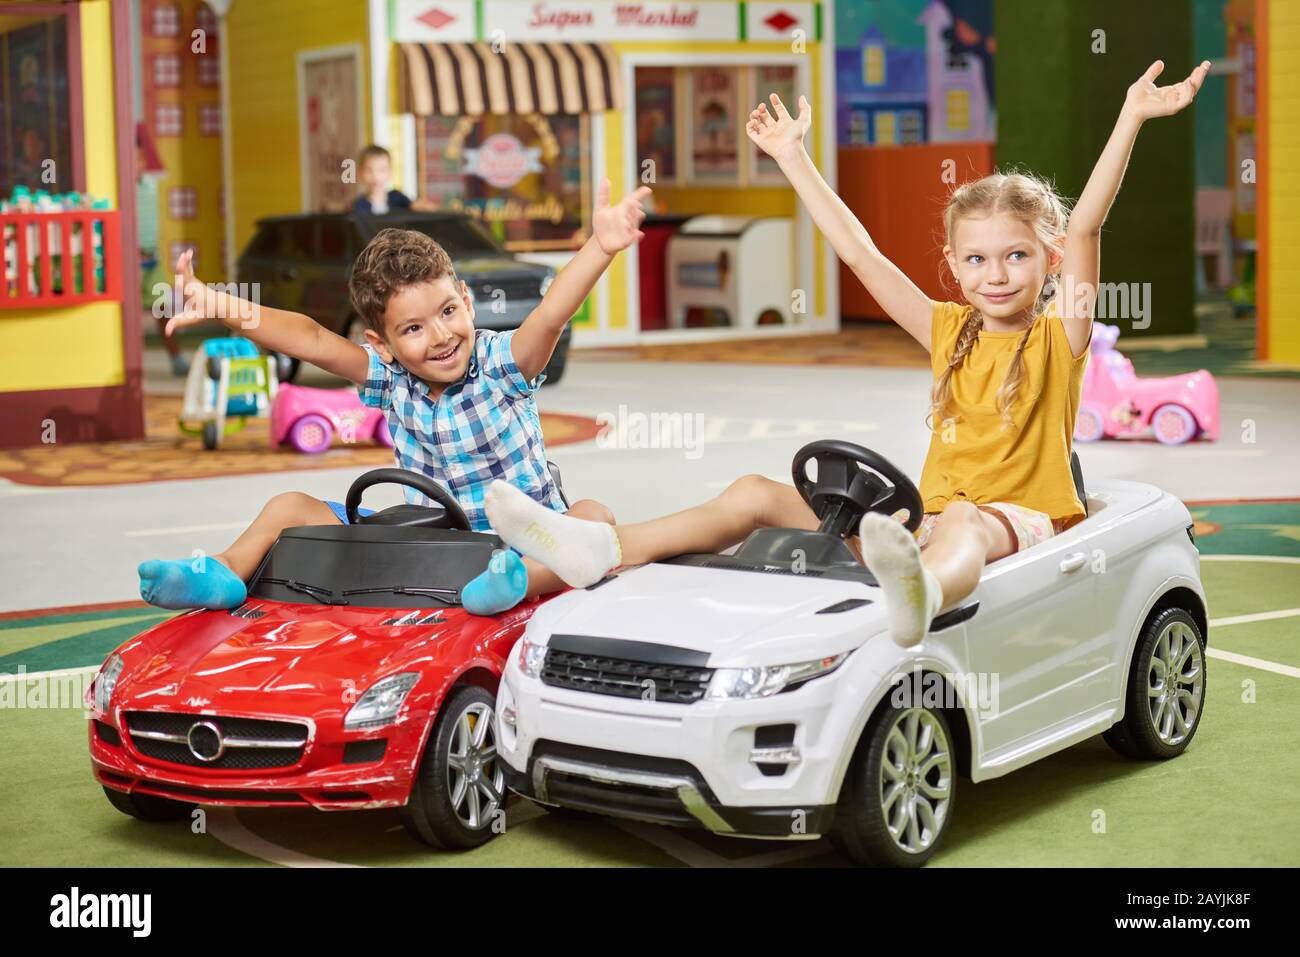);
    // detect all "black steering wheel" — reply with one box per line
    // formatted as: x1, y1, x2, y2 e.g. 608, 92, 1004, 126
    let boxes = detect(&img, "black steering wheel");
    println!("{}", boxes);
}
792, 440, 924, 539
343, 468, 471, 531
